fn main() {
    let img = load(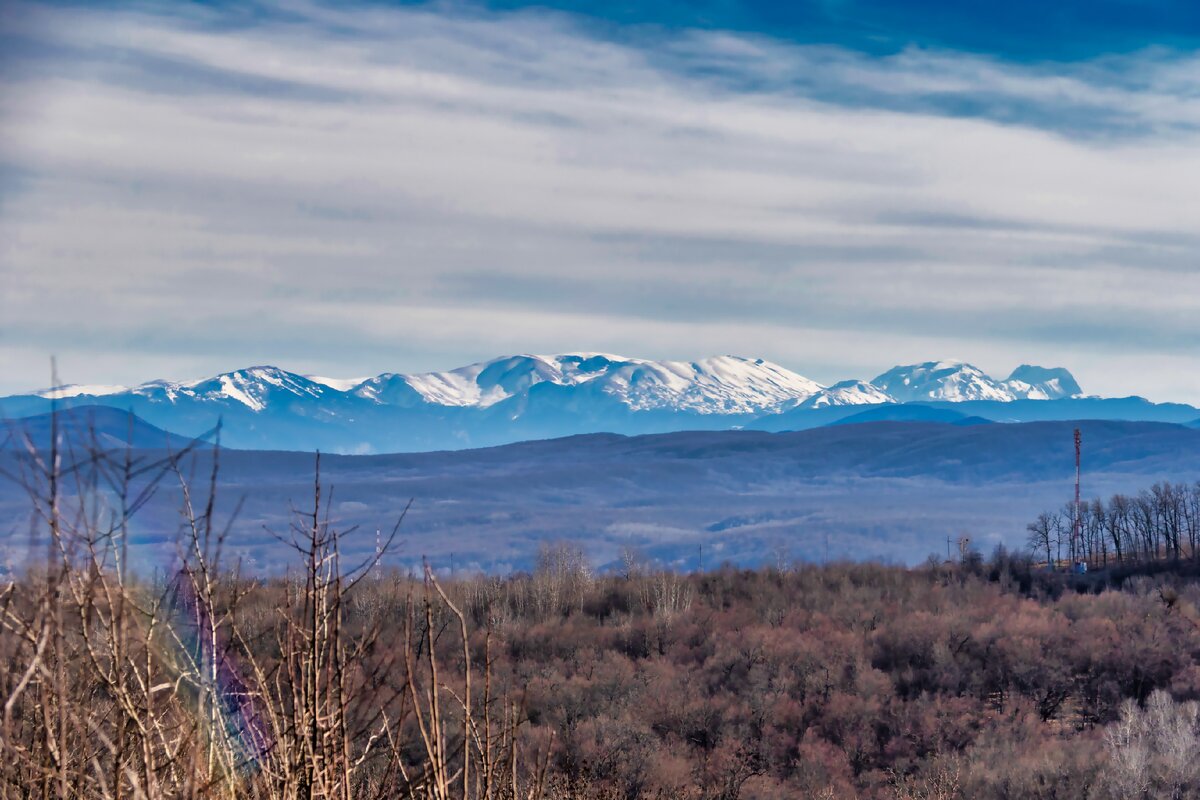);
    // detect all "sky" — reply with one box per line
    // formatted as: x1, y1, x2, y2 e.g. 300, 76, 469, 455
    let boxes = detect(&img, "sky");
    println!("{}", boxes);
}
2, 1, 1200, 400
